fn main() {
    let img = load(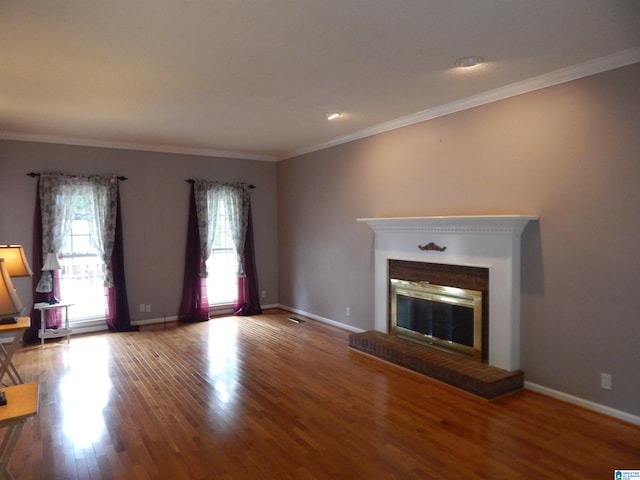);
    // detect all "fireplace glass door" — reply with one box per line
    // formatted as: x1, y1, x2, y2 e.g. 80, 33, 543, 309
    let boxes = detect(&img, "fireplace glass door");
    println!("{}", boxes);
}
390, 279, 482, 360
